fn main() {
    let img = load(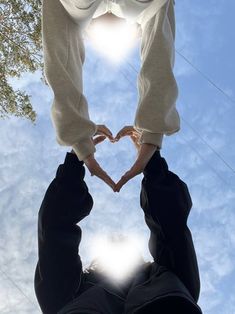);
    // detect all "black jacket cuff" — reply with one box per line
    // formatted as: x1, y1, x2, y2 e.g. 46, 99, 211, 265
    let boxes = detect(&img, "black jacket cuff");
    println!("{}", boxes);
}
65, 152, 84, 165
55, 152, 85, 180
143, 150, 168, 179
